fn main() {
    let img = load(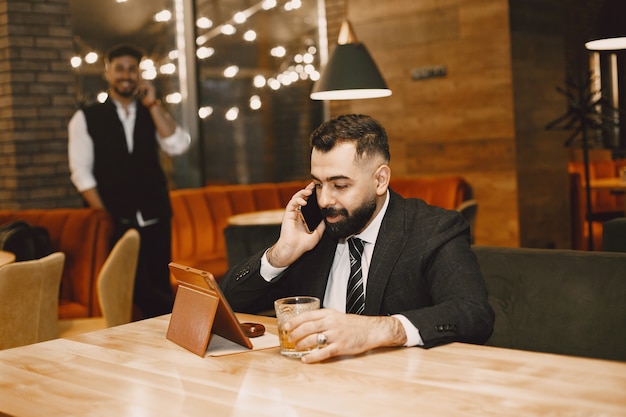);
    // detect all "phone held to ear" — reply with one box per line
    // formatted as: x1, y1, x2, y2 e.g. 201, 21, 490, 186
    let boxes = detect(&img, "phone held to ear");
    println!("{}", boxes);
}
299, 189, 323, 233
135, 87, 147, 100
